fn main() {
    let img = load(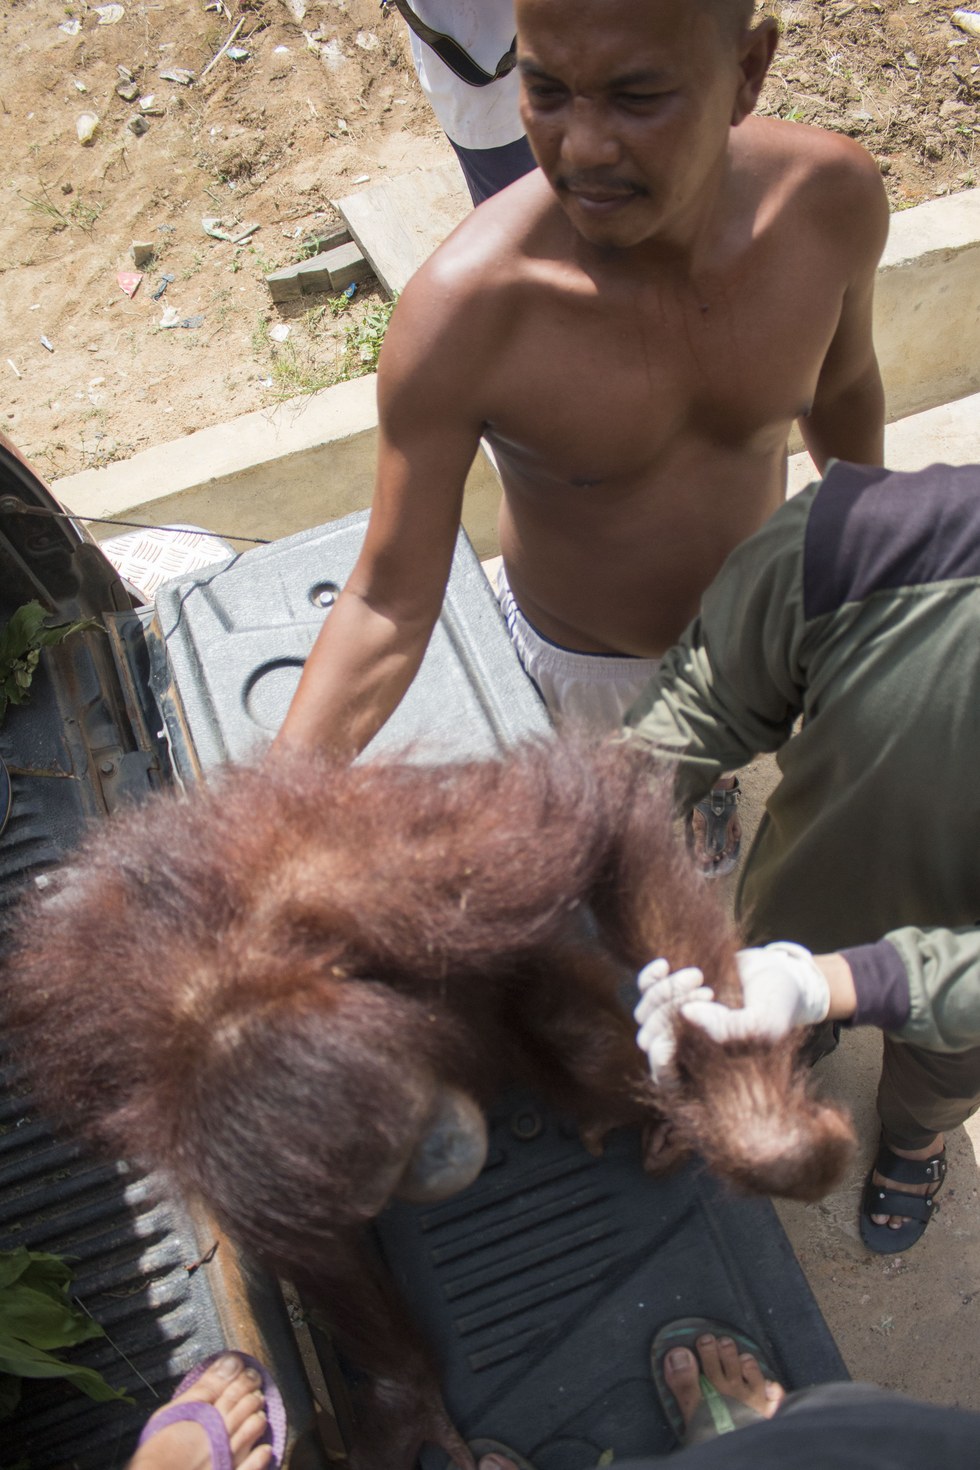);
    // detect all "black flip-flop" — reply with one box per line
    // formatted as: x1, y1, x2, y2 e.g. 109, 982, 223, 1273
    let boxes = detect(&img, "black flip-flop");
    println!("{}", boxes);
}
651, 1316, 778, 1448
860, 1139, 946, 1253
